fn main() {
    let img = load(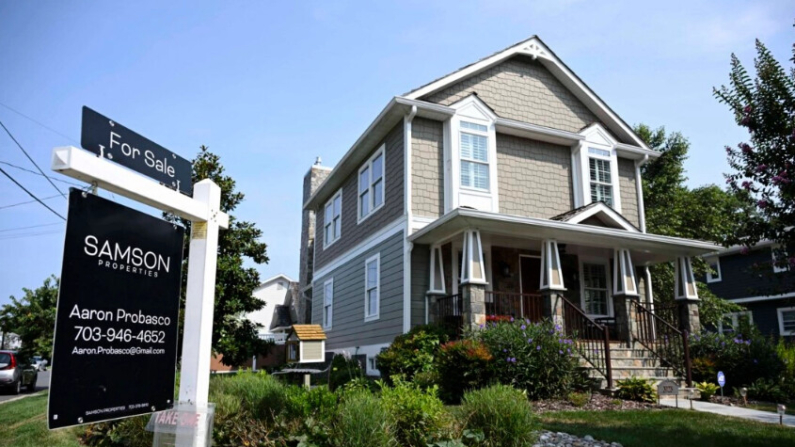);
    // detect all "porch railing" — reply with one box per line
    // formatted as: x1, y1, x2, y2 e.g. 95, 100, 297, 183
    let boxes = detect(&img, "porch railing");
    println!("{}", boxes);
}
561, 296, 613, 389
485, 292, 543, 322
651, 300, 680, 329
632, 300, 692, 387
433, 293, 463, 337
